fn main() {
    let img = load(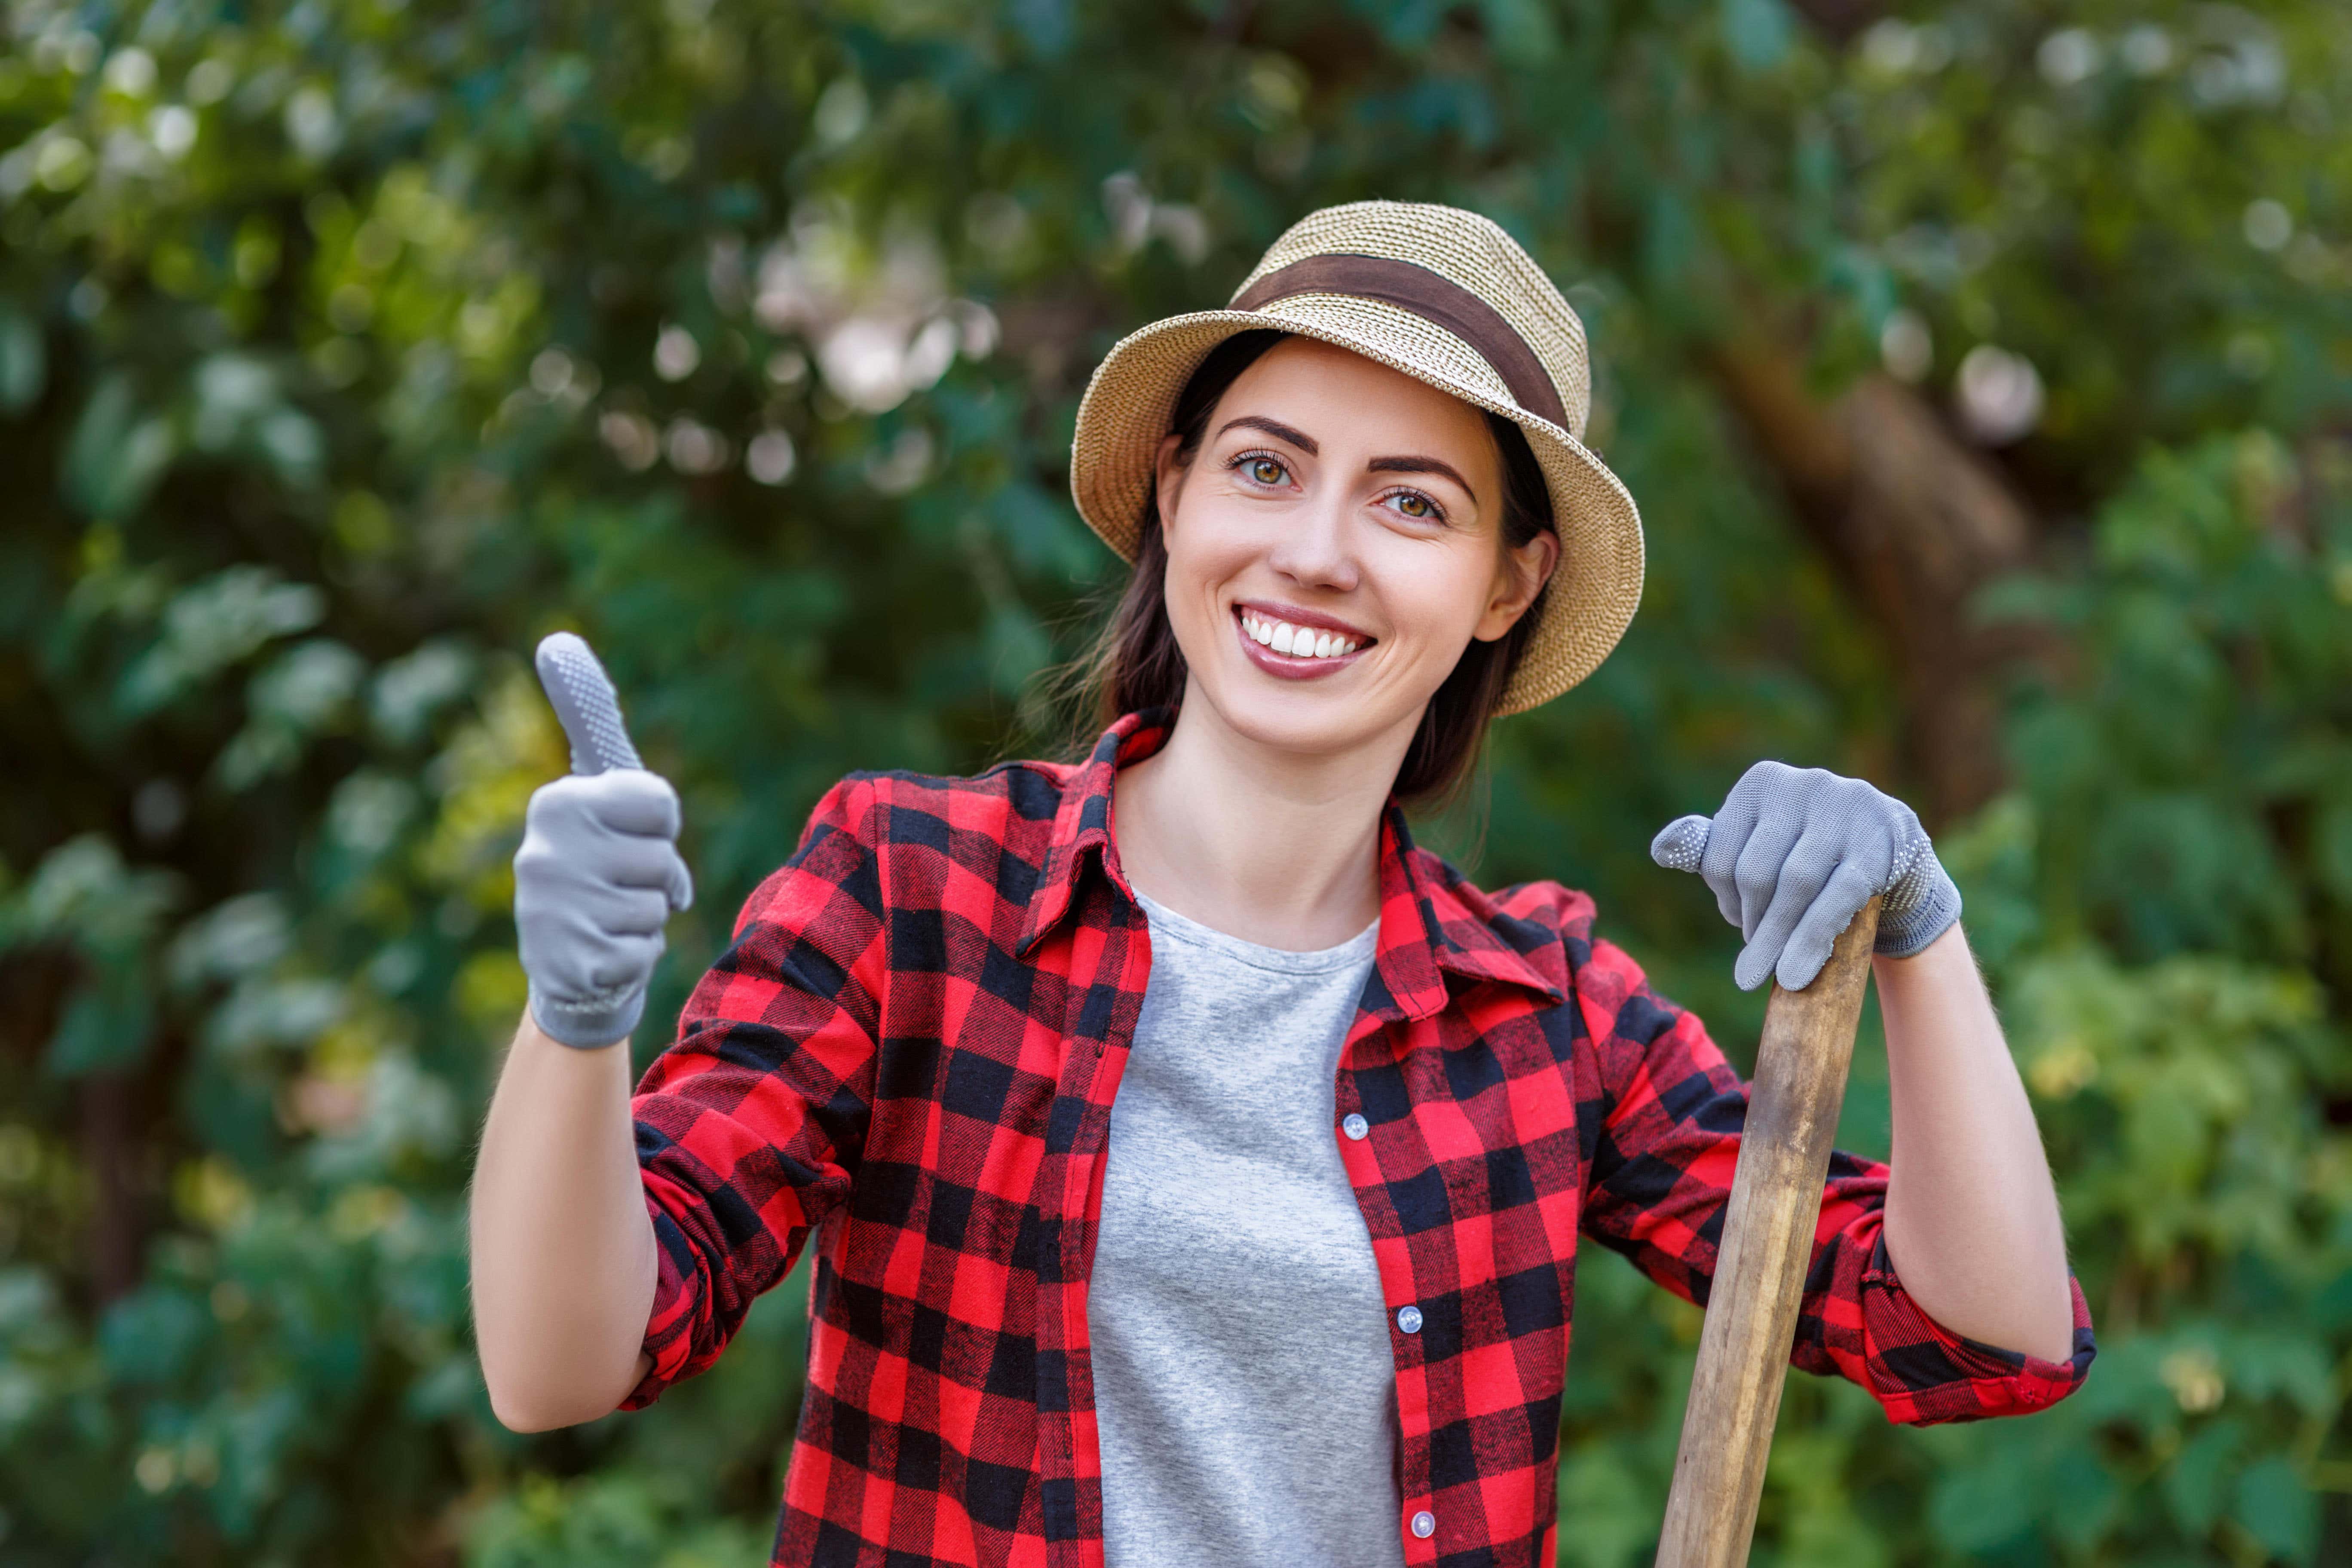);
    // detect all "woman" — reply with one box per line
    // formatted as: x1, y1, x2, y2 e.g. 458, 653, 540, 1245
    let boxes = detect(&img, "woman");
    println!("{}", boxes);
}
470, 202, 2093, 1568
